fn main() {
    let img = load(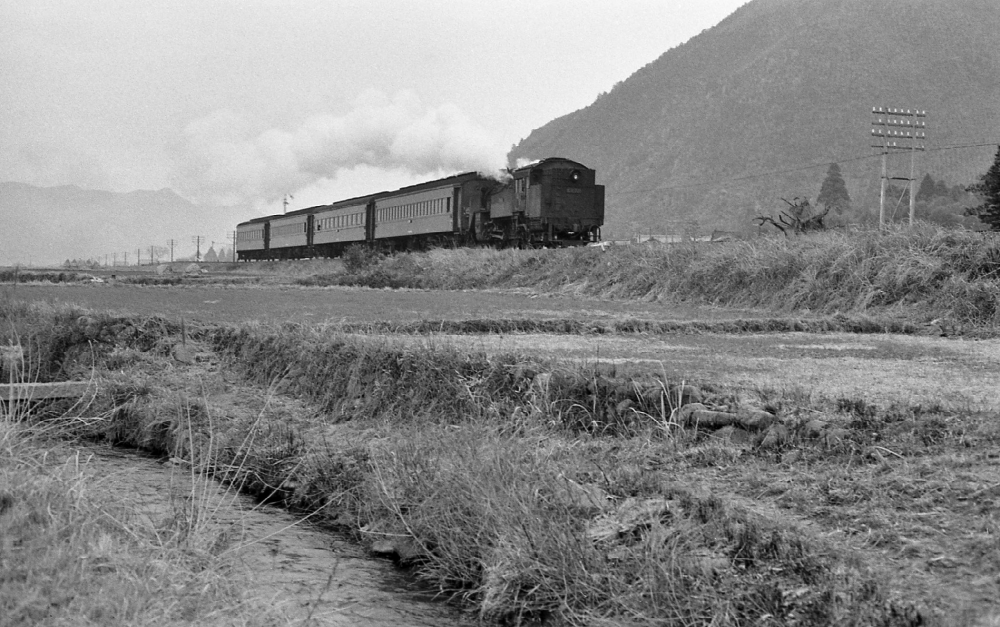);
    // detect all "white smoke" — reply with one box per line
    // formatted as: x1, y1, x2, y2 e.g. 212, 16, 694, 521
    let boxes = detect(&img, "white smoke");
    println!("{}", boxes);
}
171, 90, 509, 205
